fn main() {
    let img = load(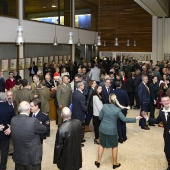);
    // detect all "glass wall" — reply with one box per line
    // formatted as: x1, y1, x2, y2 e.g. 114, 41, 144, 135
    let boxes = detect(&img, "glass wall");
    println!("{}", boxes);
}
24, 0, 71, 27
0, 0, 17, 18
75, 0, 97, 31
